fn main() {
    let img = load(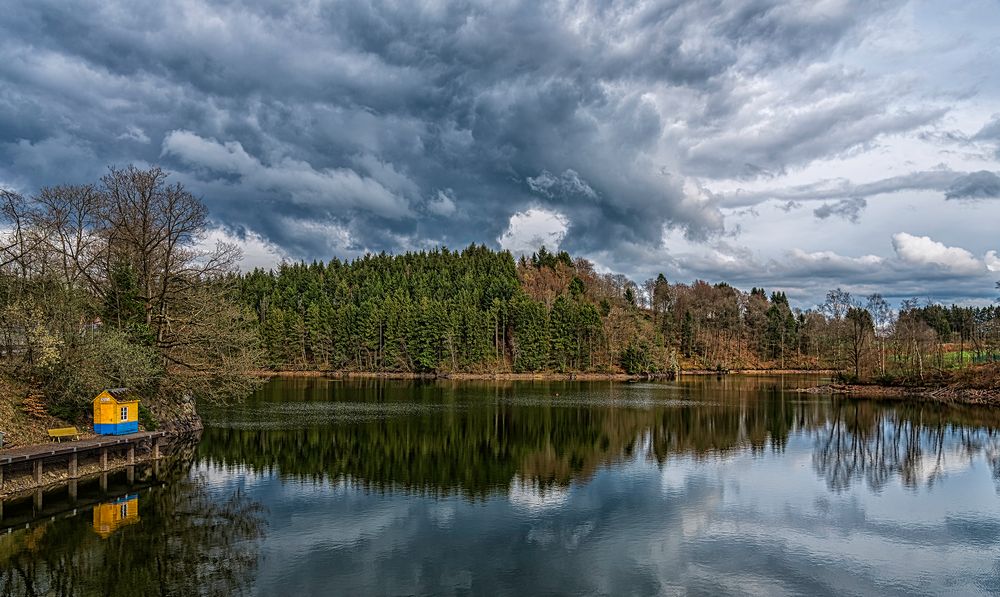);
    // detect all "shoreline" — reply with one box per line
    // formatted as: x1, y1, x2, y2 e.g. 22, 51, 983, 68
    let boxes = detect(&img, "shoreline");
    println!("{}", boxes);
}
798, 383, 1000, 407
252, 368, 833, 381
